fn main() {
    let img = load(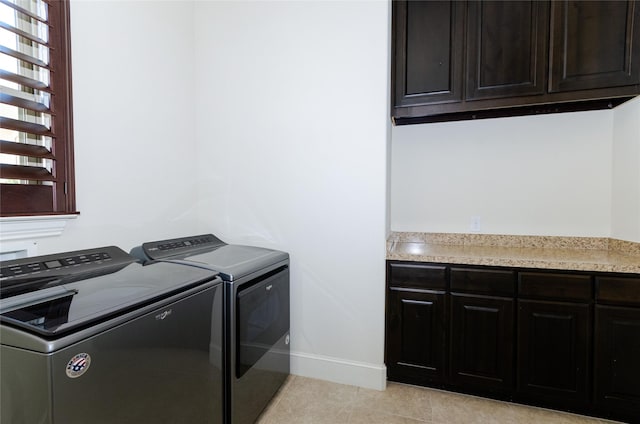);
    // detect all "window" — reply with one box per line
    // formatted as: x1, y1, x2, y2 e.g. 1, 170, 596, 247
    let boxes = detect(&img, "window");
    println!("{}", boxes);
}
0, 0, 75, 216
